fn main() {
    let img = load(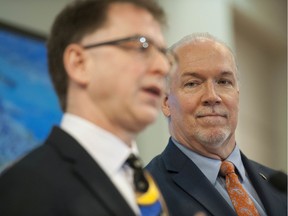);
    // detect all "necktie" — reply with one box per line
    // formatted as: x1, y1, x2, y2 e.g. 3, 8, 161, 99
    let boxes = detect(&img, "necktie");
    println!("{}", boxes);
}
126, 154, 169, 216
220, 161, 260, 216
